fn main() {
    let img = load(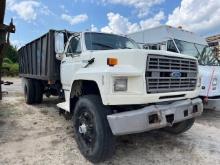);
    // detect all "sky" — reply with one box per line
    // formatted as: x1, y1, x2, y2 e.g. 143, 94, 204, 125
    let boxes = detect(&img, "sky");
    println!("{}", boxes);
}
4, 0, 220, 48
